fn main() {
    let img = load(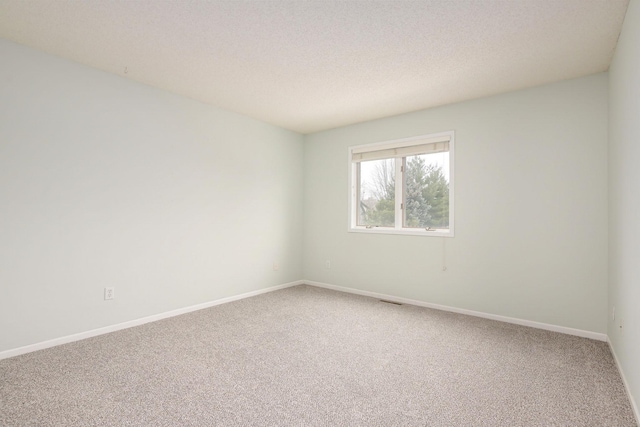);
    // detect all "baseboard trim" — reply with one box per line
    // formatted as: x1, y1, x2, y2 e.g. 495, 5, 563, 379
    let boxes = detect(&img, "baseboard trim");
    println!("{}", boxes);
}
304, 280, 608, 342
0, 280, 303, 360
608, 337, 640, 425
1, 279, 609, 360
